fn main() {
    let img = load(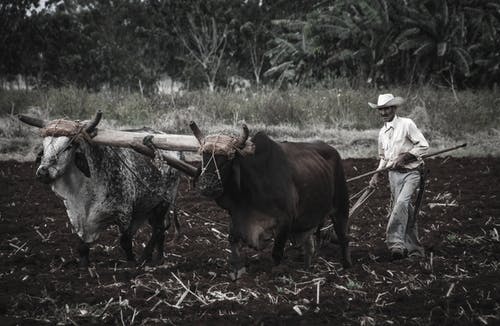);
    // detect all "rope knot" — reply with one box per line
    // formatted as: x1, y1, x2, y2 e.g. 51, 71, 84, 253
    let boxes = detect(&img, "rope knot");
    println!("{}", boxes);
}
40, 119, 91, 141
199, 134, 254, 159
